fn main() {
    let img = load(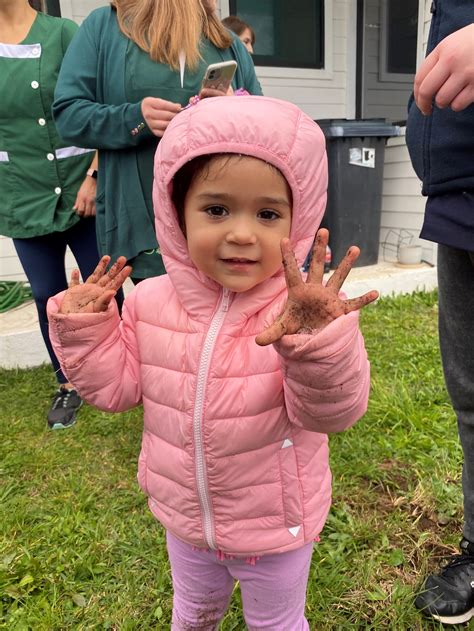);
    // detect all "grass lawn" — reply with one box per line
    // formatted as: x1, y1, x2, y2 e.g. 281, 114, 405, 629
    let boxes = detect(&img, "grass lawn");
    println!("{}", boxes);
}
0, 291, 470, 629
